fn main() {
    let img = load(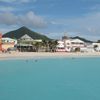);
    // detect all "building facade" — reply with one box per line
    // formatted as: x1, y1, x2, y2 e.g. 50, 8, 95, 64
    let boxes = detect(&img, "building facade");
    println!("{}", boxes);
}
2, 38, 17, 51
56, 38, 85, 52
